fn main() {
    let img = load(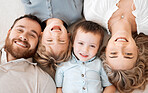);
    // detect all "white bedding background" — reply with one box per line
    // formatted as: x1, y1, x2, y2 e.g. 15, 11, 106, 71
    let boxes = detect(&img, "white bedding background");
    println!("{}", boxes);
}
0, 0, 24, 48
0, 0, 147, 93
